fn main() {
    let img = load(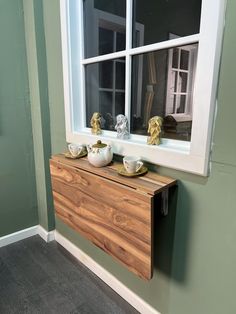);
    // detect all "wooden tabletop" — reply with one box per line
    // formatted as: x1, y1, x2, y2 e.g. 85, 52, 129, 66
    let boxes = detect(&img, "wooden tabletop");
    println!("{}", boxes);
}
51, 154, 177, 196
